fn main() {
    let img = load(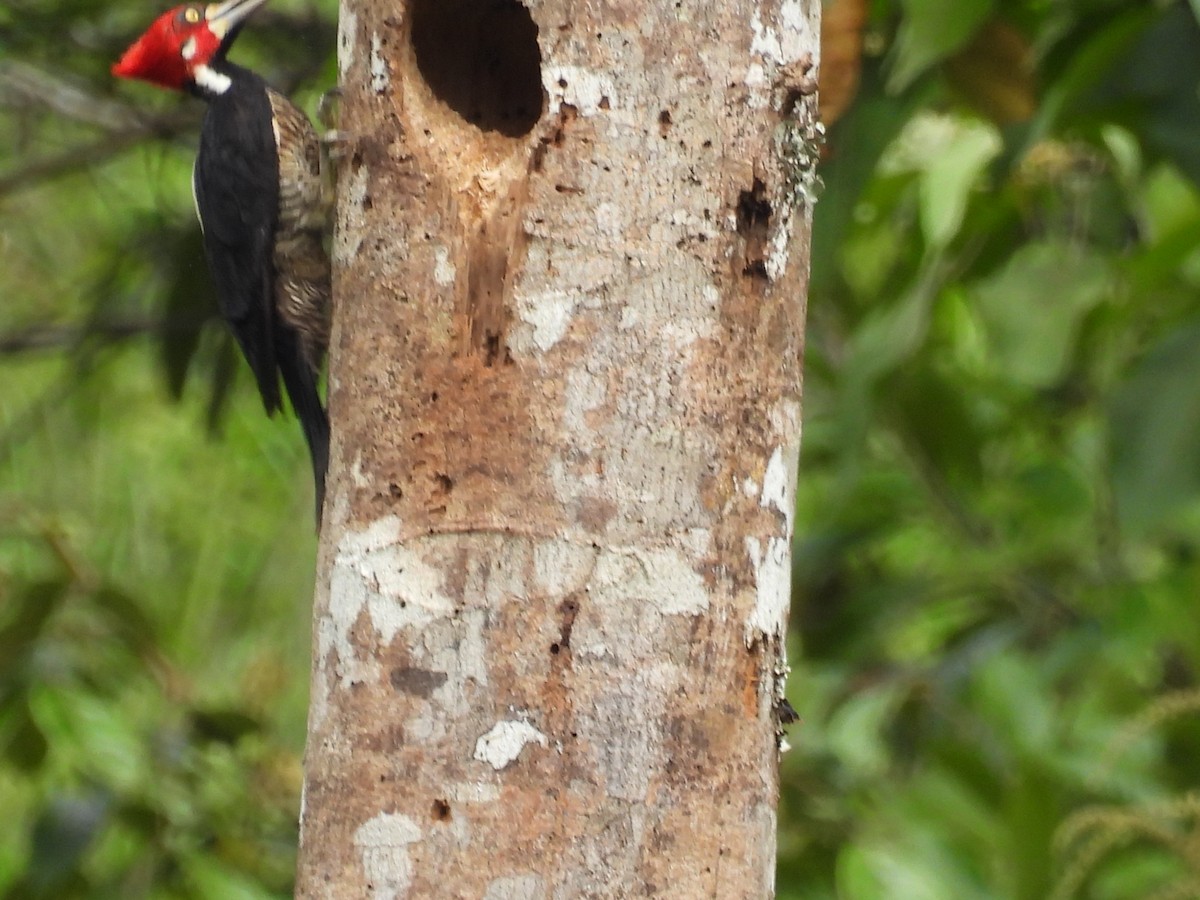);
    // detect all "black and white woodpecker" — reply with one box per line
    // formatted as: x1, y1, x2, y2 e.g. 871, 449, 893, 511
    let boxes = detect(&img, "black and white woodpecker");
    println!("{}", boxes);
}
113, 0, 331, 521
